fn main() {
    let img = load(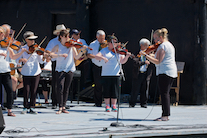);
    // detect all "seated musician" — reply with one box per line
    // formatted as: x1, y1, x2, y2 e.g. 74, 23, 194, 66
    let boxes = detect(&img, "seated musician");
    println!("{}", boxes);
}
17, 31, 45, 114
